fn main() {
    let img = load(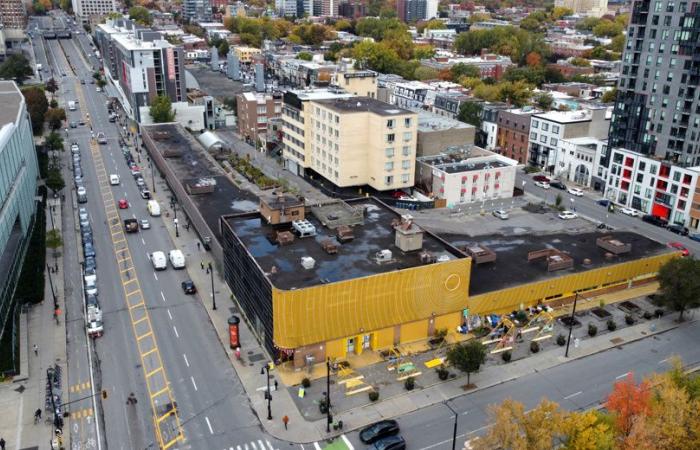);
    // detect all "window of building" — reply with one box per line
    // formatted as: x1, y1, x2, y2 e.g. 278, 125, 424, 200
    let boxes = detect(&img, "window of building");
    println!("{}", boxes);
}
385, 148, 394, 157
385, 175, 394, 185
542, 123, 549, 131
530, 132, 537, 140
387, 119, 395, 128
402, 160, 410, 169
387, 133, 395, 143
402, 146, 411, 156
404, 118, 411, 127
385, 161, 394, 171
403, 132, 412, 141
540, 135, 547, 143
550, 138, 558, 147
532, 120, 538, 129
401, 173, 410, 183
552, 125, 560, 134
654, 1, 662, 12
